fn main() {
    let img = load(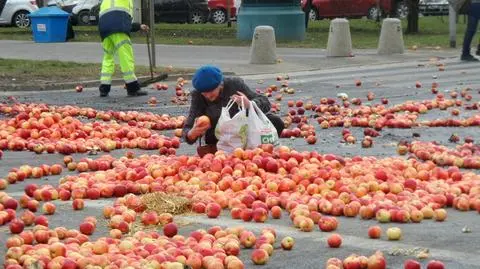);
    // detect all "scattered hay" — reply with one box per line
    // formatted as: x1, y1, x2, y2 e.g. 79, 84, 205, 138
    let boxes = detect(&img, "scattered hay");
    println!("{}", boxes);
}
388, 247, 429, 257
140, 192, 191, 216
